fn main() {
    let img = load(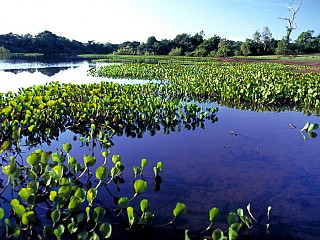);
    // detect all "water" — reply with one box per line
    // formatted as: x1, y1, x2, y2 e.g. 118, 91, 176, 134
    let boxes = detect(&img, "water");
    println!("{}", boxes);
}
0, 56, 149, 93
0, 56, 320, 239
